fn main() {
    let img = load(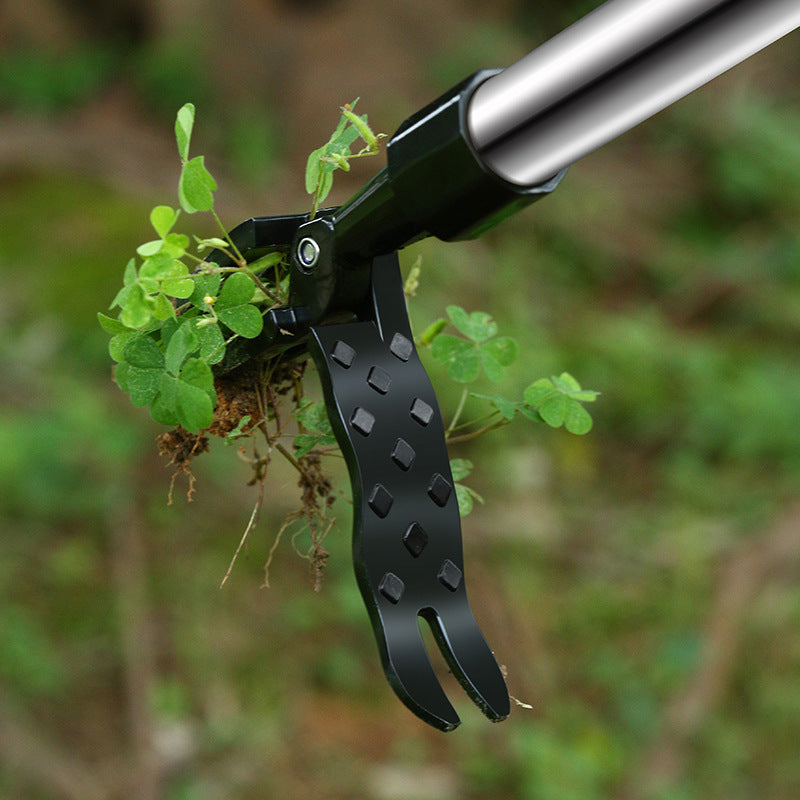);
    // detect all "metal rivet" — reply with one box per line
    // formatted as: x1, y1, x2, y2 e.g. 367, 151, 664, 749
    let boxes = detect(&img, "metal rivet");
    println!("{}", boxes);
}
297, 237, 320, 269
